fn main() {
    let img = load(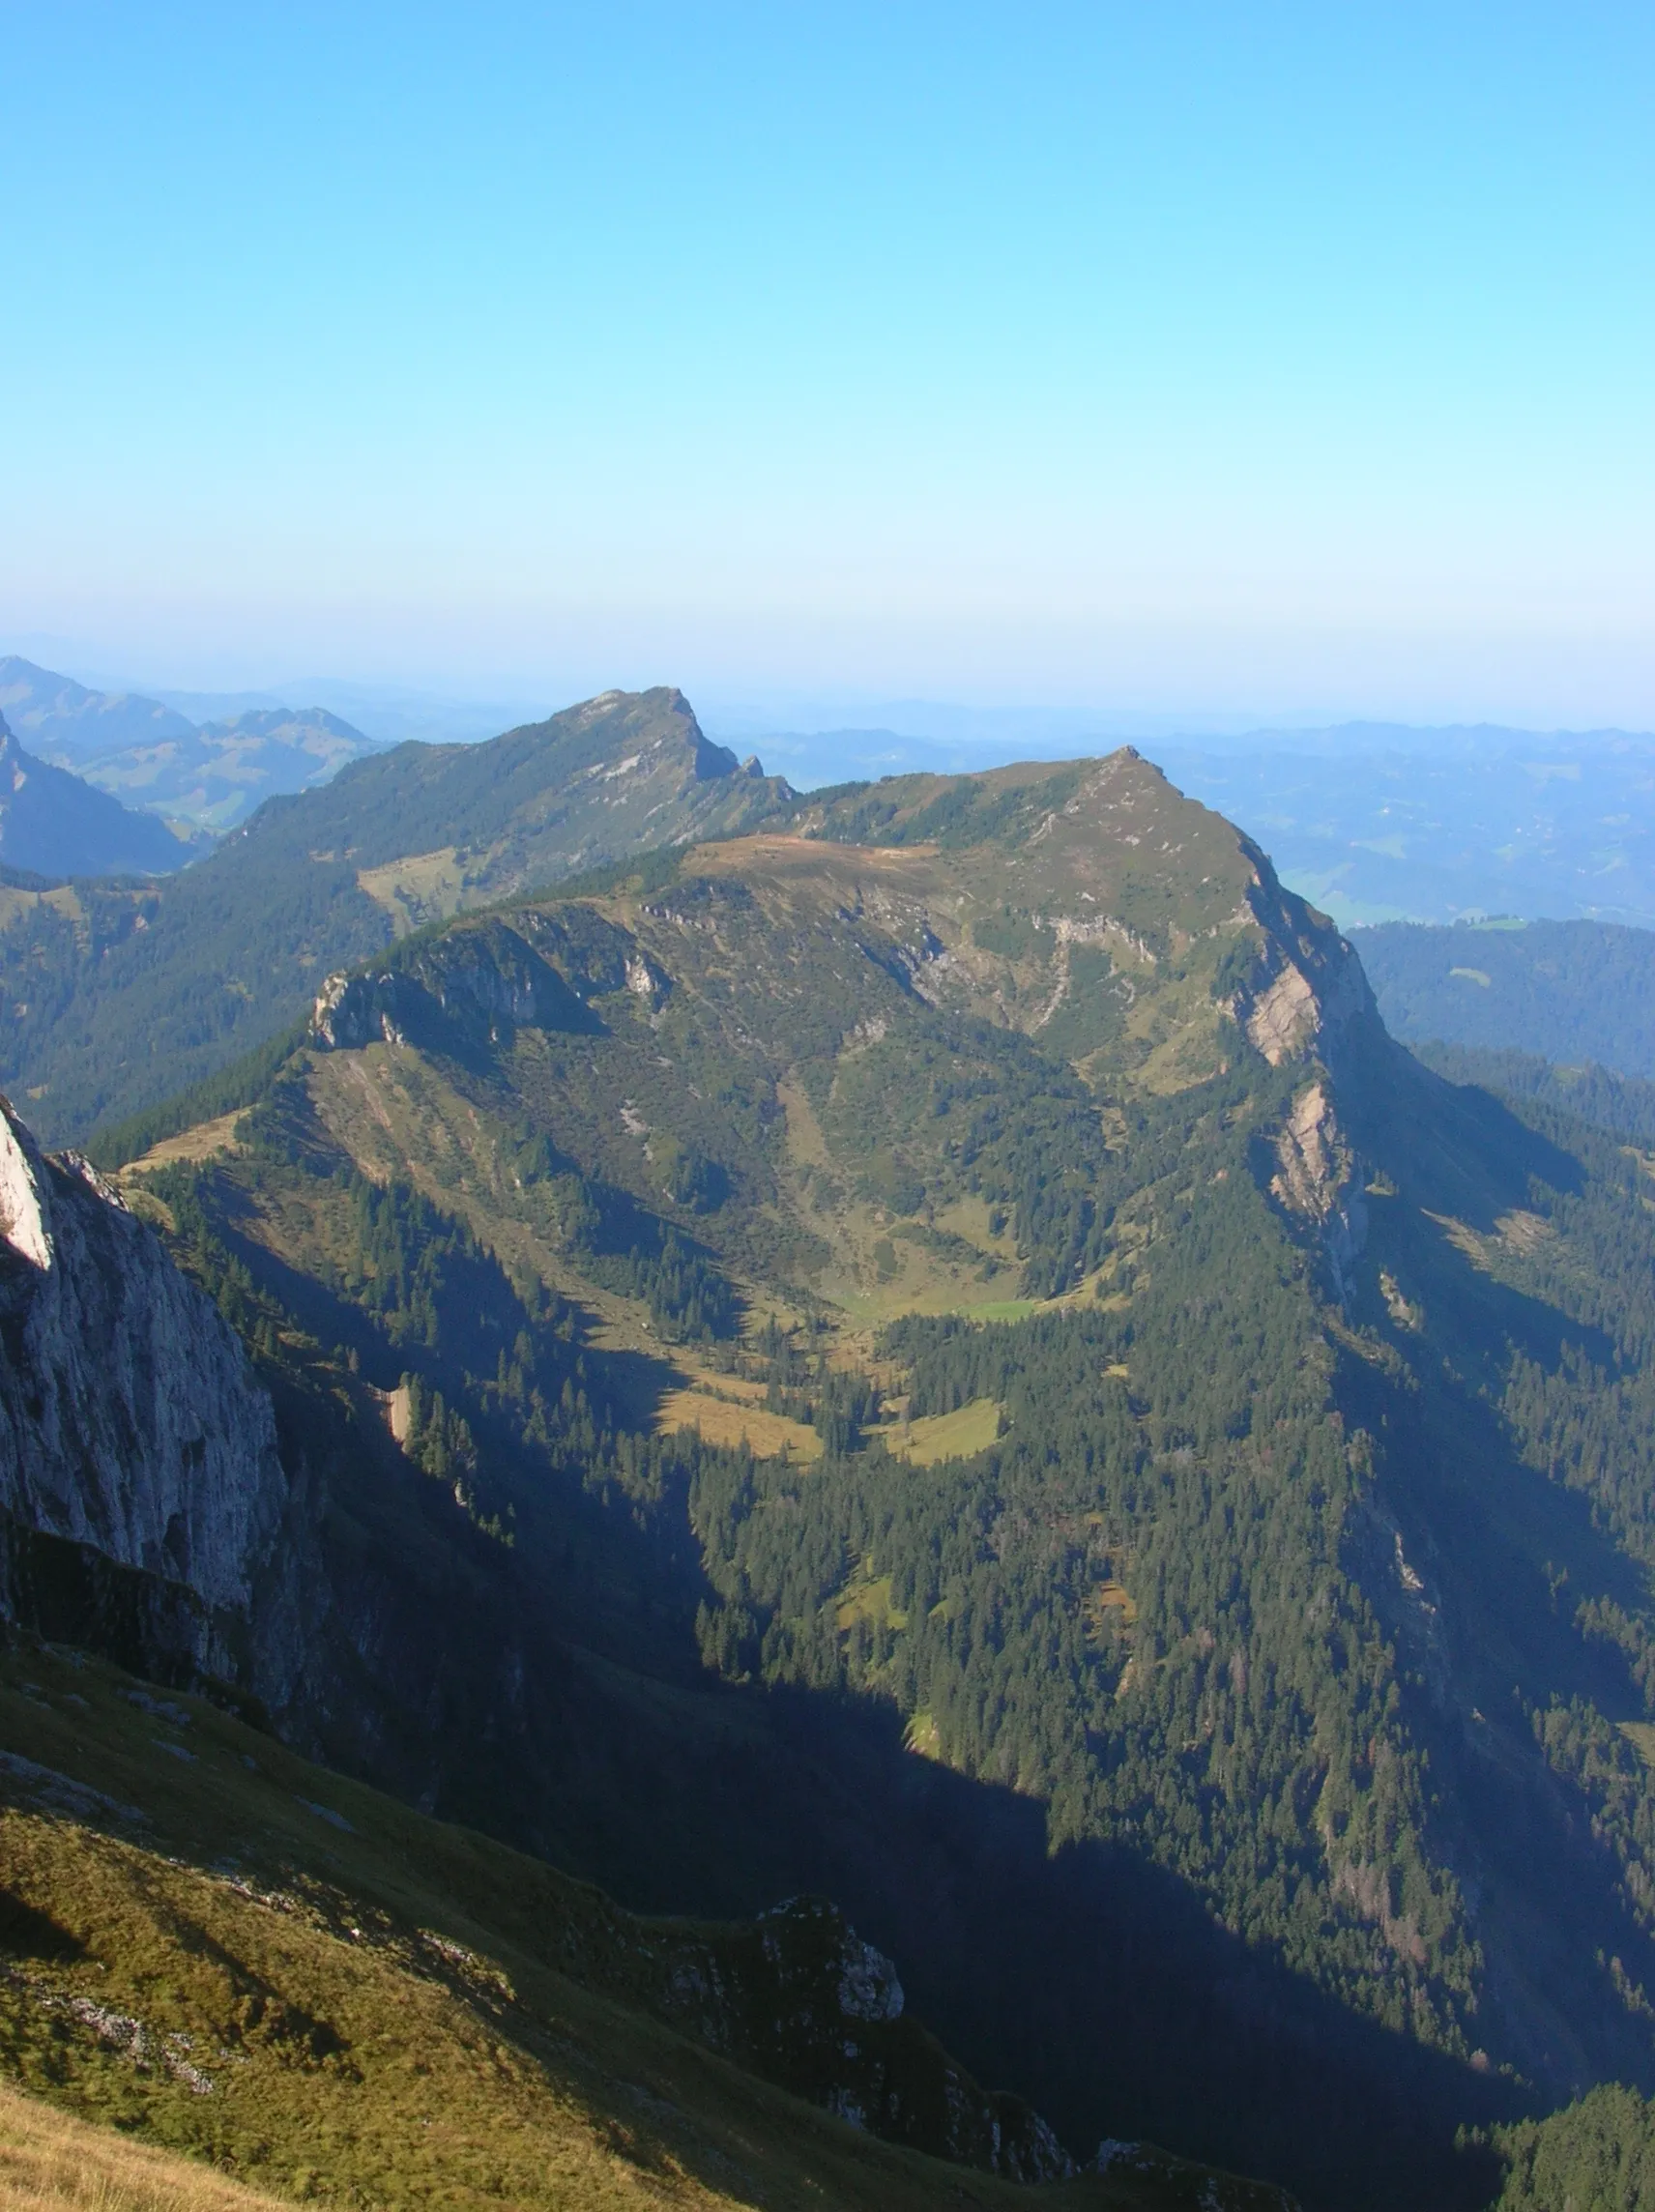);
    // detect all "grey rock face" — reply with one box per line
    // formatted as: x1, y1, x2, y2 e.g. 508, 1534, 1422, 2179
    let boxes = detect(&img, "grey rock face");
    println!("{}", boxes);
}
309, 915, 627, 1055
0, 1095, 287, 1642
